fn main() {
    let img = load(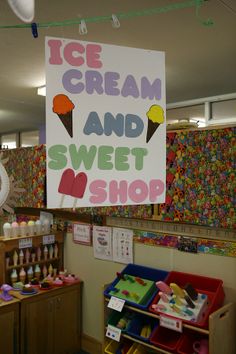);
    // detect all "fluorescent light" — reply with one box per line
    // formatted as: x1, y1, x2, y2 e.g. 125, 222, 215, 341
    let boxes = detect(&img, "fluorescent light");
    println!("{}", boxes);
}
37, 85, 46, 96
